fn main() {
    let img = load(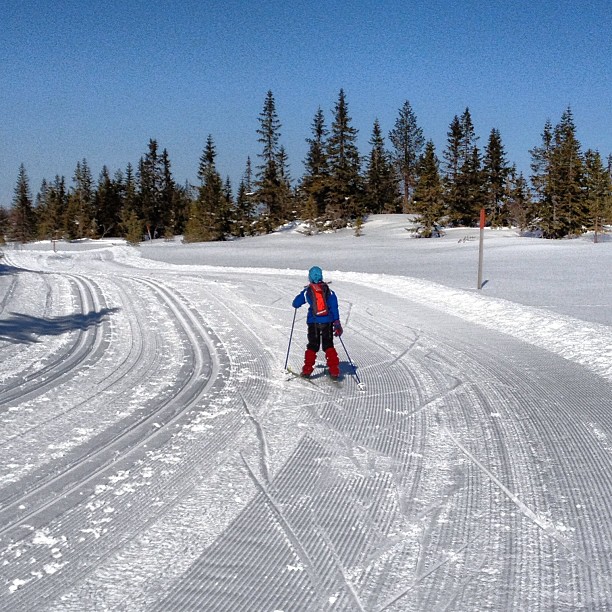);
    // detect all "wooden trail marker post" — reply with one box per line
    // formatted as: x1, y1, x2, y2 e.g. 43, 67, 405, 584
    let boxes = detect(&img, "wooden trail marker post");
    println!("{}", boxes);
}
477, 208, 485, 290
